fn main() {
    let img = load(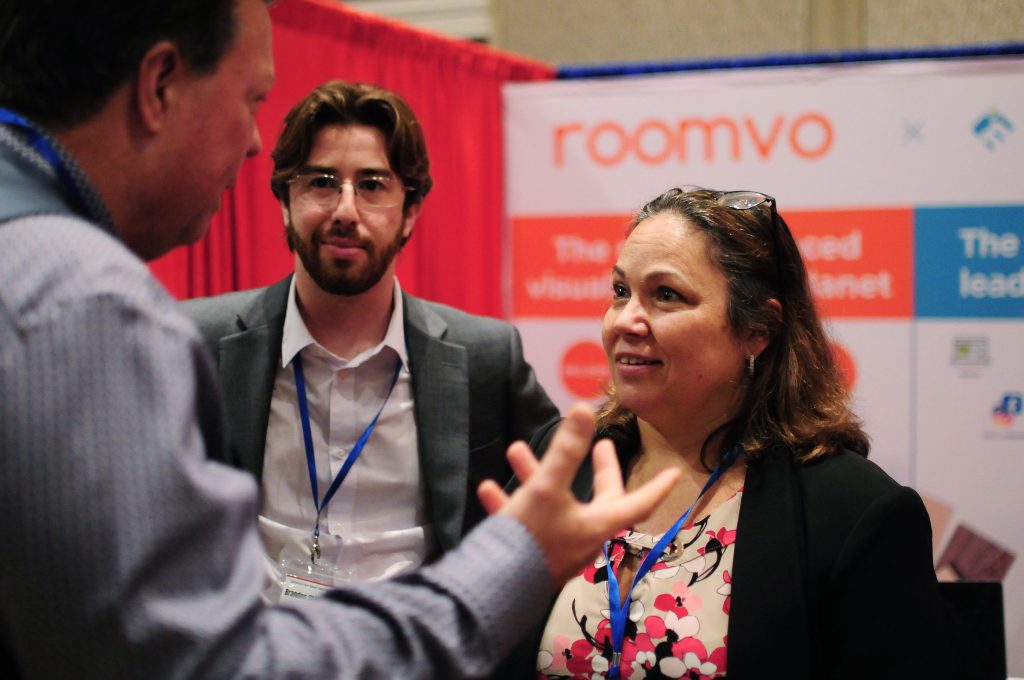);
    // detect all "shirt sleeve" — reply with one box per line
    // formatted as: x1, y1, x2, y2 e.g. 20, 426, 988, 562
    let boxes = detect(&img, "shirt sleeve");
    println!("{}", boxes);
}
0, 269, 553, 679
